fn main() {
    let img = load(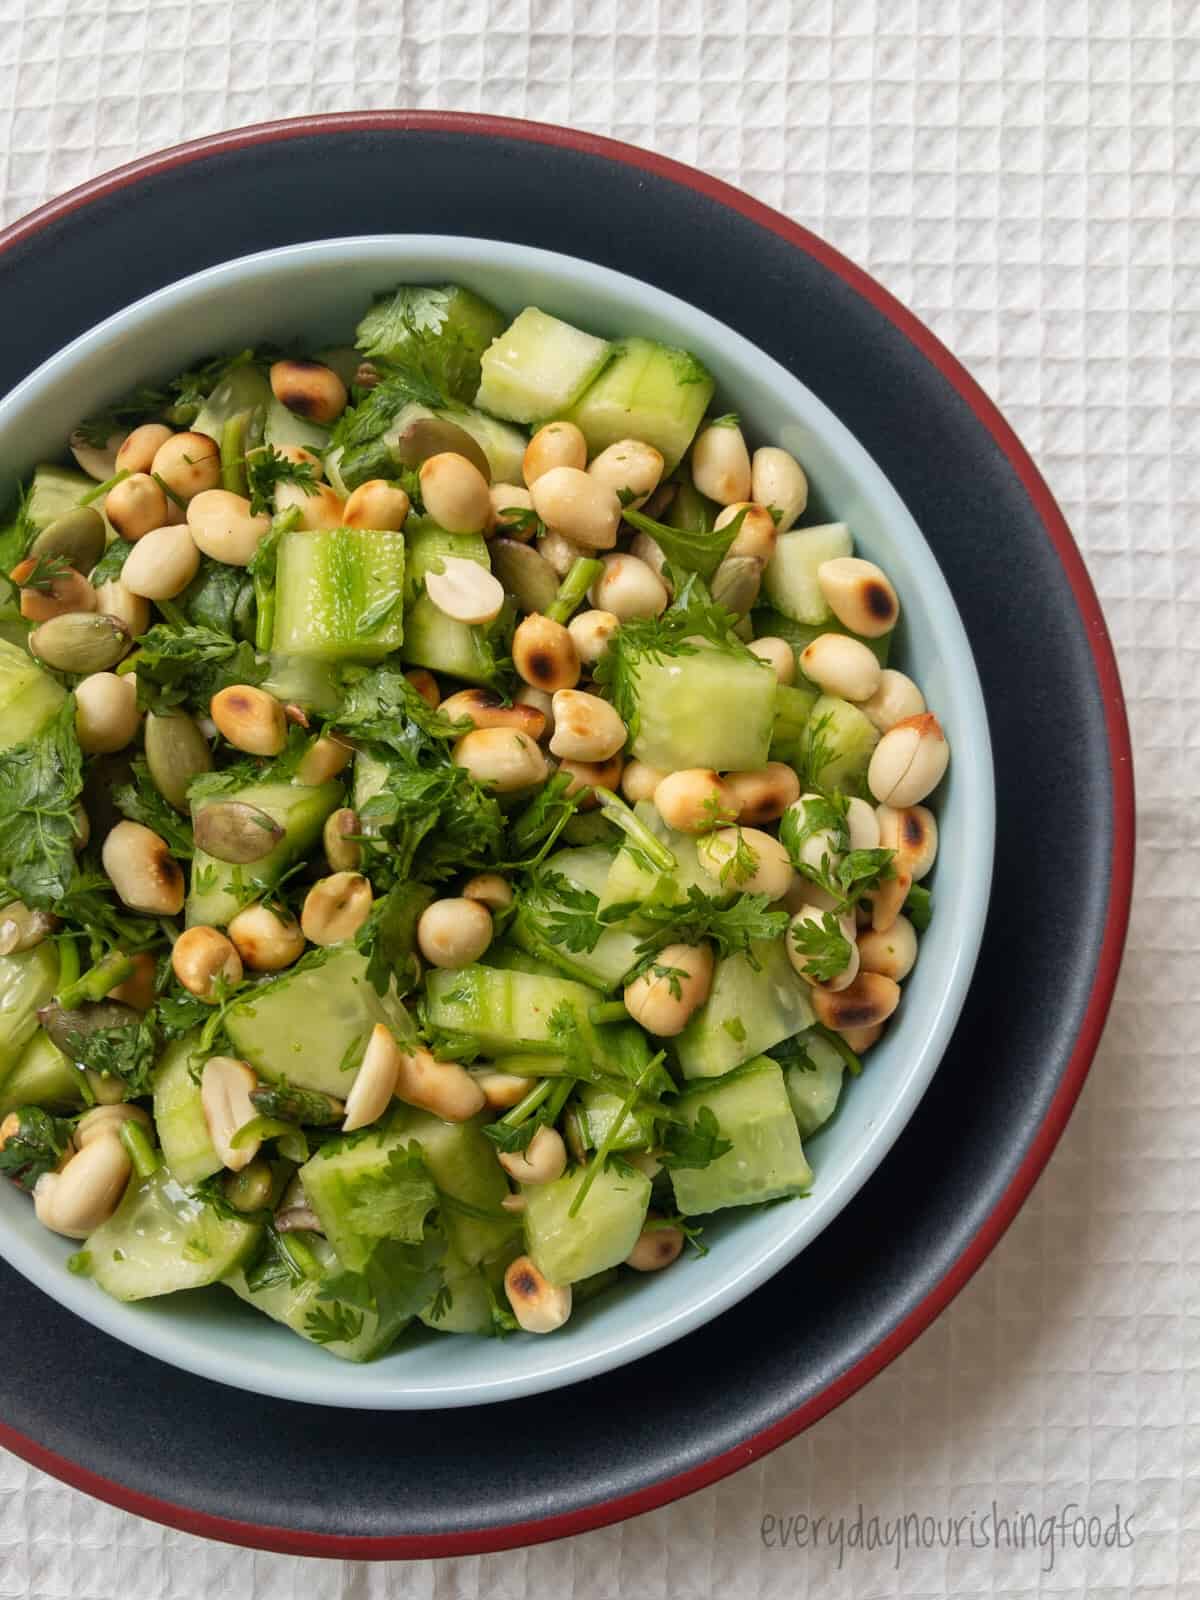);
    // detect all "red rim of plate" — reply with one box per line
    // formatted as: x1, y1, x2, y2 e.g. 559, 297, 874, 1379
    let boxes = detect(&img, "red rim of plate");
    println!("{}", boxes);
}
0, 111, 1135, 1560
